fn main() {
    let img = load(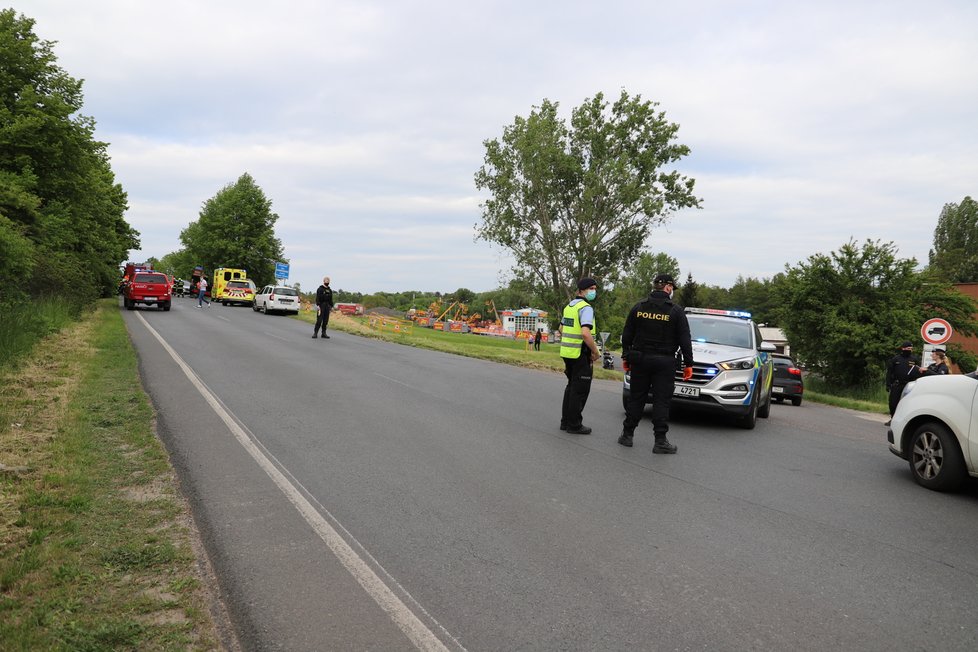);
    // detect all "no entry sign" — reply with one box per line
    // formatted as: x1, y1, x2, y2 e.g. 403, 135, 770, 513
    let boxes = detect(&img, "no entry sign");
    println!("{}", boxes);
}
921, 318, 952, 345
